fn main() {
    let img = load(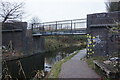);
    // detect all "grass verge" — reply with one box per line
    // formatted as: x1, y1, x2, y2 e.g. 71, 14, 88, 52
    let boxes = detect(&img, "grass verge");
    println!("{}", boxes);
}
85, 56, 108, 69
47, 50, 79, 78
85, 56, 119, 80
